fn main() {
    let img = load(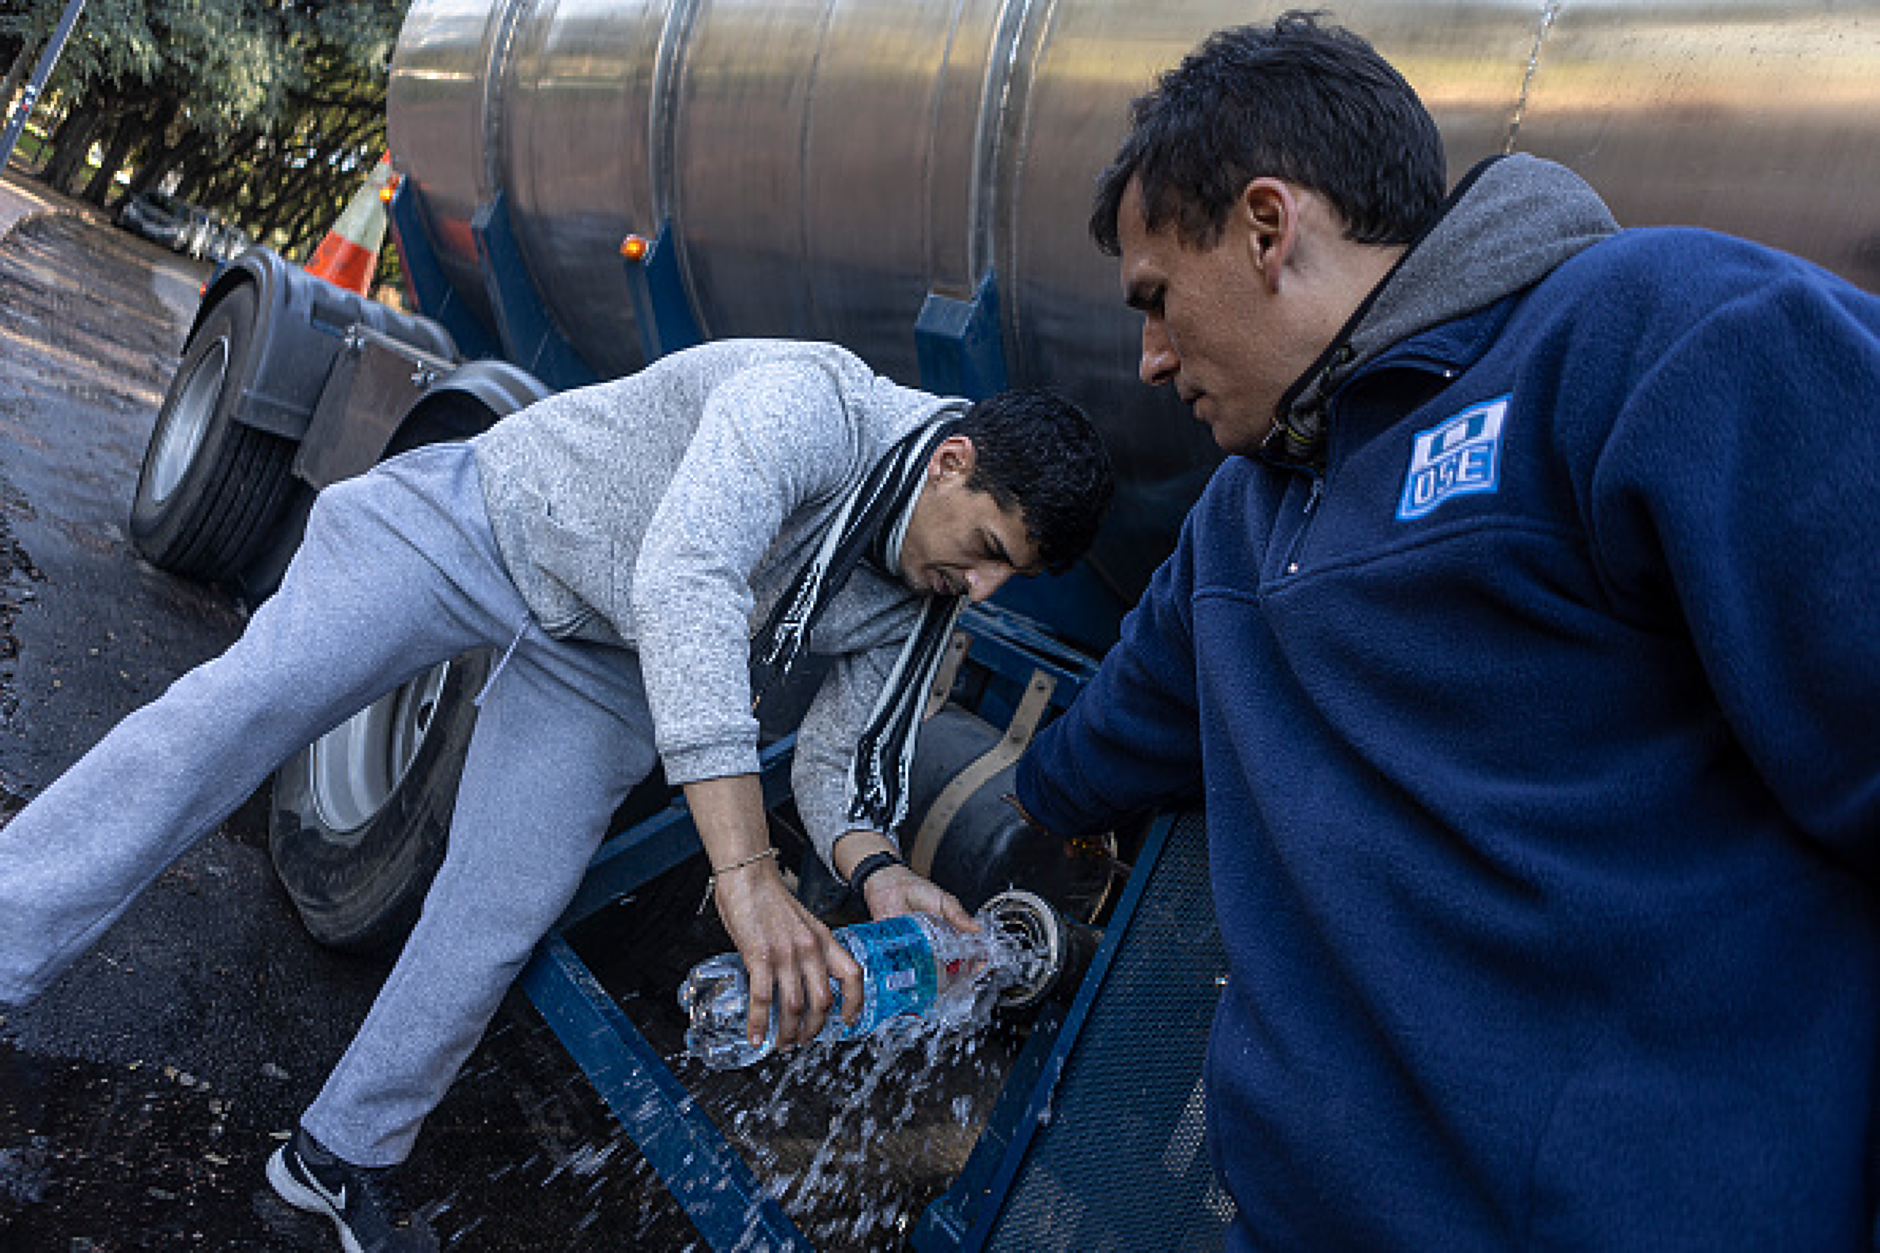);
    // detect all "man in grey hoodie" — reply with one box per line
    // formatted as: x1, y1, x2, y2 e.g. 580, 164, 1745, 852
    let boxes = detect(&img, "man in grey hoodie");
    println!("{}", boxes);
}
0, 338, 1113, 1252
